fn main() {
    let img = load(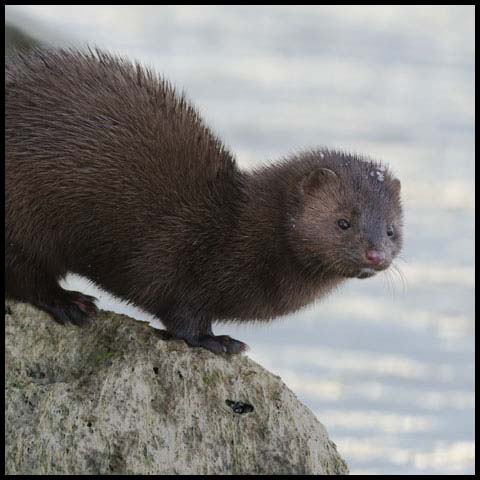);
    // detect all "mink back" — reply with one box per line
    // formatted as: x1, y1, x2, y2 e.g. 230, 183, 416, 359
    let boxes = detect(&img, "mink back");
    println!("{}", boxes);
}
6, 49, 247, 309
